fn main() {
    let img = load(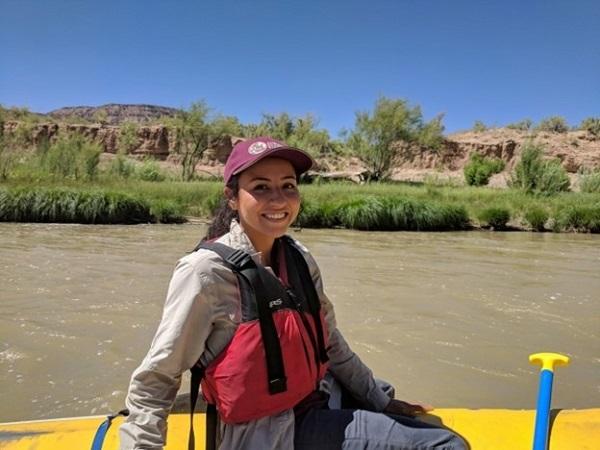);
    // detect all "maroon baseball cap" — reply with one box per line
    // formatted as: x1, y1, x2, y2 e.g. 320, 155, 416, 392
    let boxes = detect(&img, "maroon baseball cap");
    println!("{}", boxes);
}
223, 136, 315, 184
